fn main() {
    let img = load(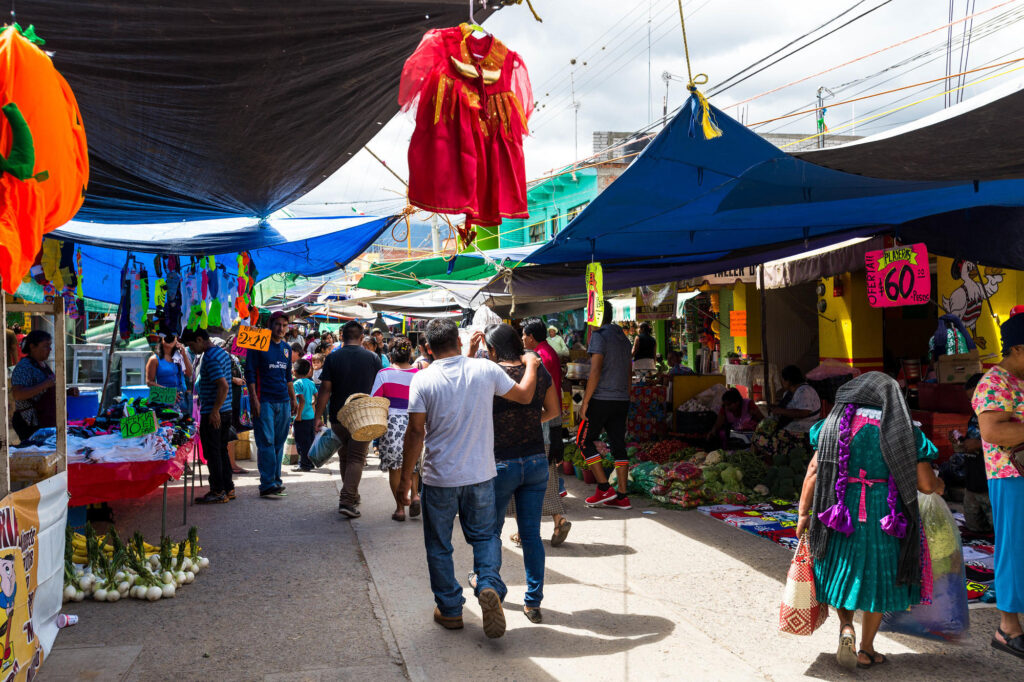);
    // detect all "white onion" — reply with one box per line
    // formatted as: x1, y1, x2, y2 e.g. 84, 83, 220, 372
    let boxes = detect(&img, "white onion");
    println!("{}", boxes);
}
78, 576, 92, 591
174, 571, 186, 586
107, 590, 120, 602
72, 590, 85, 602
63, 585, 77, 601
118, 581, 130, 594
145, 586, 162, 601
161, 583, 175, 599
198, 557, 210, 569
93, 588, 108, 601
114, 571, 126, 582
